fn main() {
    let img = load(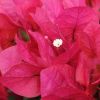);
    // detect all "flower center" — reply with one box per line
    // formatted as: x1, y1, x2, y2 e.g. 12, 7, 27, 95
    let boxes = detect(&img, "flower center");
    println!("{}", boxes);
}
53, 39, 63, 48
